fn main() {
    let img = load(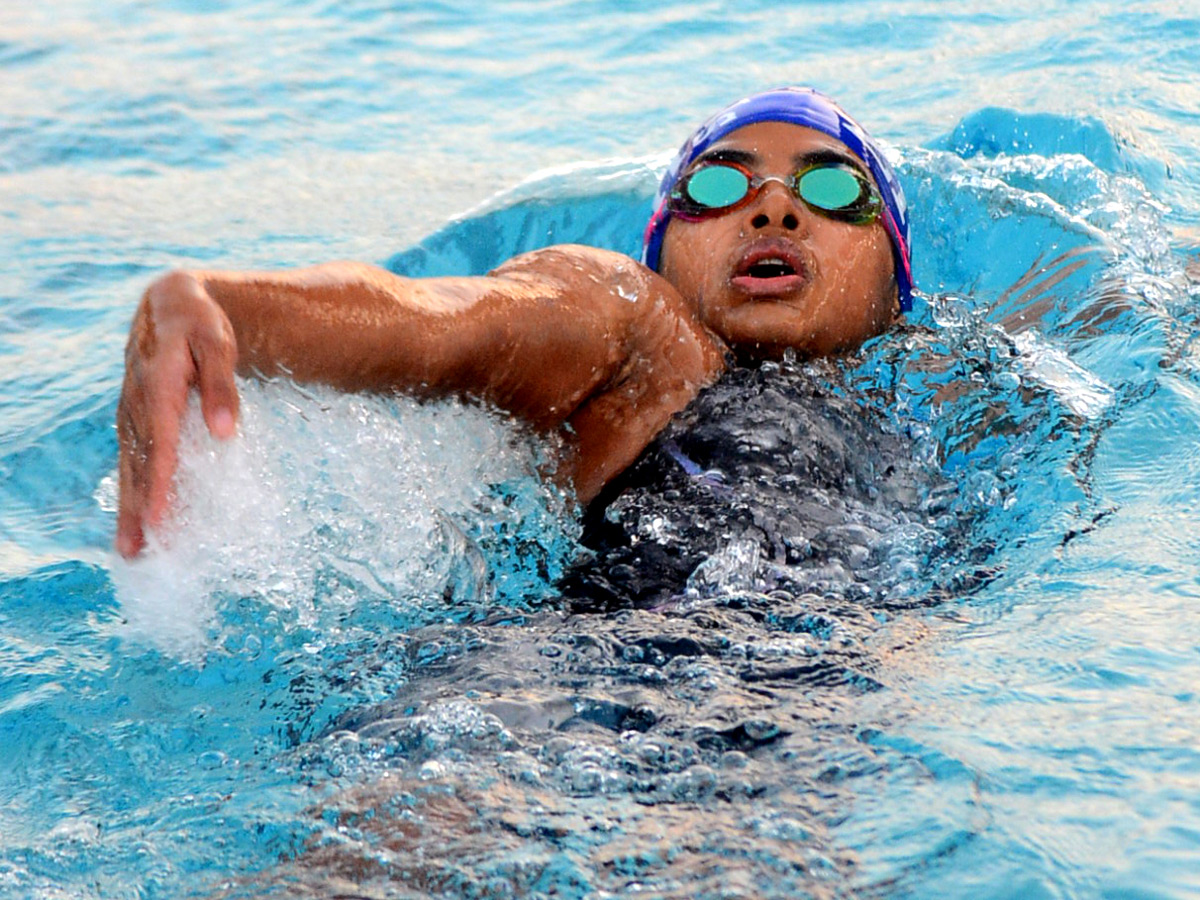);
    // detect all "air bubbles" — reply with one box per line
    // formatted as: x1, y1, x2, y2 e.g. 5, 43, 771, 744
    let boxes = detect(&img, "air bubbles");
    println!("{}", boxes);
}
721, 750, 750, 770
418, 759, 447, 780
686, 538, 761, 597
657, 764, 717, 802
196, 750, 228, 770
551, 743, 629, 796
46, 818, 102, 847
394, 700, 516, 760
748, 814, 811, 843
240, 633, 262, 660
